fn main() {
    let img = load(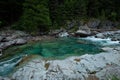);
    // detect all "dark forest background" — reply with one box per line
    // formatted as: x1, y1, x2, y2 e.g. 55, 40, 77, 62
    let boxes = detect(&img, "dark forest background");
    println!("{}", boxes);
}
0, 0, 120, 33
